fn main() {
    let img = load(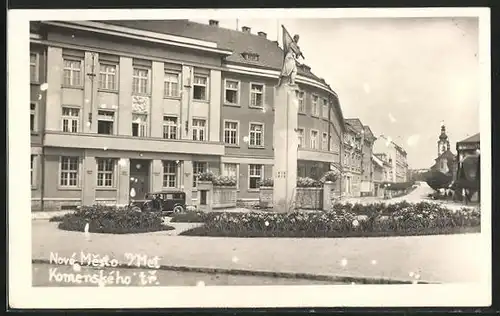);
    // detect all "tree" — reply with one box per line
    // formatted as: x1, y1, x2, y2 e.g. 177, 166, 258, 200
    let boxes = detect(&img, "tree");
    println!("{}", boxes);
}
425, 169, 453, 191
